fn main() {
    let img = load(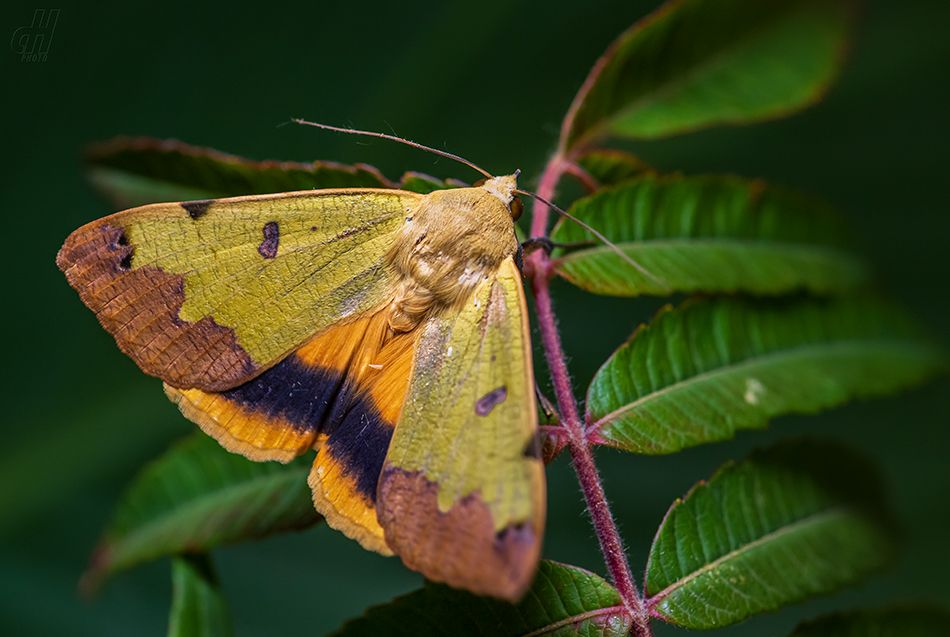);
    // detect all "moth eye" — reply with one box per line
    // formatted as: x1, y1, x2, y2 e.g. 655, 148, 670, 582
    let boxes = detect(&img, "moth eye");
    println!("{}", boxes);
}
472, 177, 488, 187
509, 195, 524, 221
